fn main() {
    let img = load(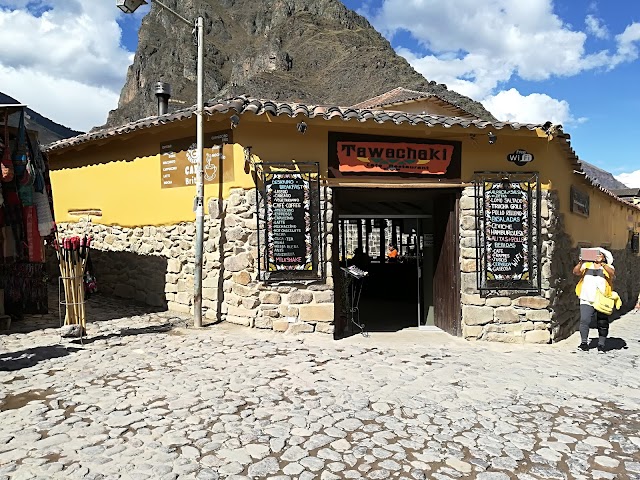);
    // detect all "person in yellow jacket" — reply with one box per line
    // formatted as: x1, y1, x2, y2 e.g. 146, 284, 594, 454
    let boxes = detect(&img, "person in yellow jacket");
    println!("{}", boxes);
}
572, 248, 616, 353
